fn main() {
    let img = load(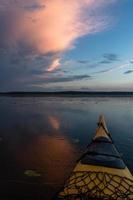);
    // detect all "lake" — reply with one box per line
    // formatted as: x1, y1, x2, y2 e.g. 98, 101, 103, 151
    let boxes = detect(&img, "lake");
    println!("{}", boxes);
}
0, 96, 133, 199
